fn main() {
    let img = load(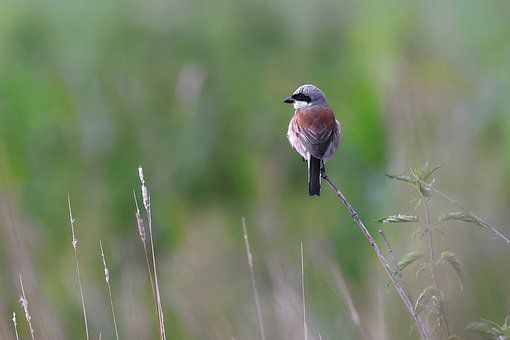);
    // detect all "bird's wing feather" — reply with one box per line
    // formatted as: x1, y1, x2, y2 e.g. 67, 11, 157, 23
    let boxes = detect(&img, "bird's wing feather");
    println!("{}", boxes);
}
295, 107, 337, 159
